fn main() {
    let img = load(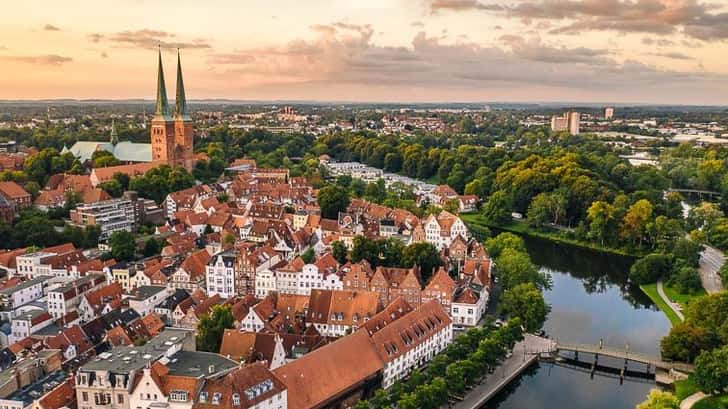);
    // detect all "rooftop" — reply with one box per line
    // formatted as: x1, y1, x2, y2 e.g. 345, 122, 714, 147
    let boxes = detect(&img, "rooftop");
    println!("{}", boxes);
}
163, 350, 238, 377
0, 276, 50, 296
5, 370, 67, 406
80, 328, 191, 374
